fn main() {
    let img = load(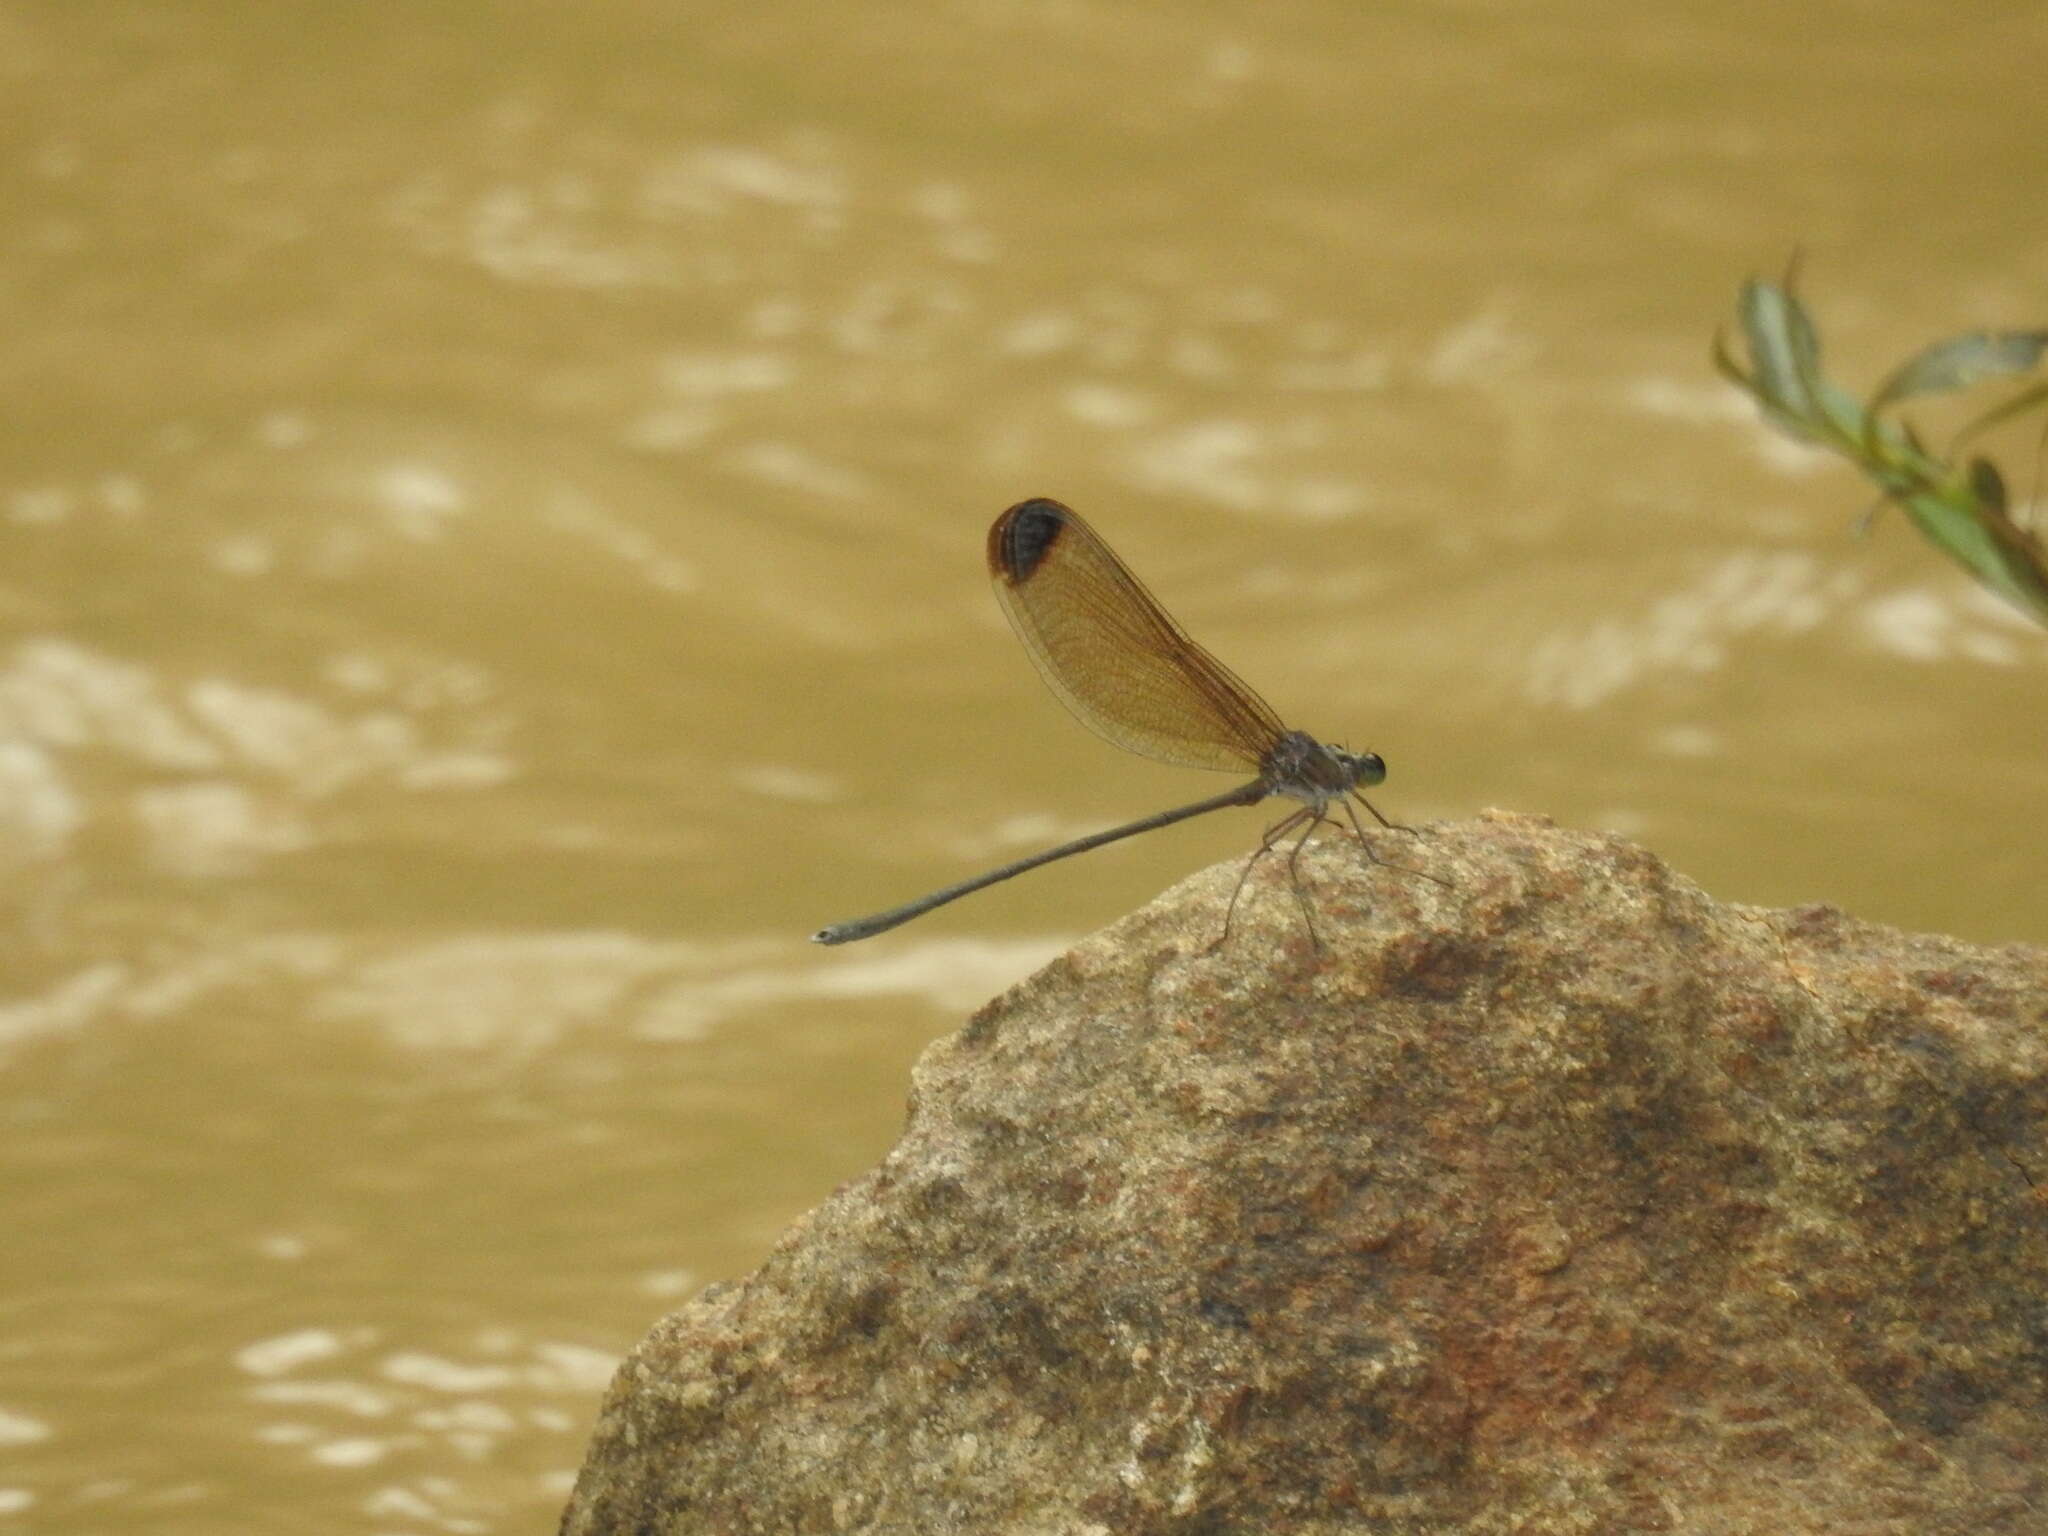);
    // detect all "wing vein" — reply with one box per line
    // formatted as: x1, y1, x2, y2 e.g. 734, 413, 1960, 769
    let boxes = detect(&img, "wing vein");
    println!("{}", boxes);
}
987, 500, 1286, 773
